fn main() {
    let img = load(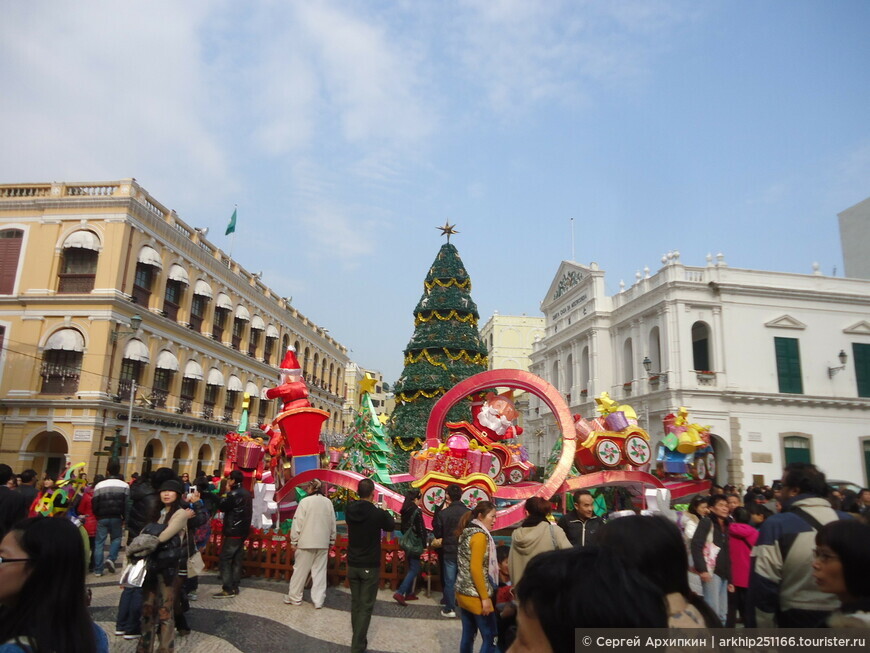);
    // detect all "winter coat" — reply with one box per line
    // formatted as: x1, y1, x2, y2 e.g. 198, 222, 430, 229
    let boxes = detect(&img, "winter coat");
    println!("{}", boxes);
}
91, 476, 128, 520
691, 515, 731, 582
433, 501, 470, 561
508, 520, 571, 587
556, 512, 603, 547
126, 479, 158, 537
219, 485, 253, 538
728, 522, 758, 588
76, 488, 98, 537
400, 505, 427, 558
291, 493, 337, 549
456, 523, 495, 613
345, 499, 395, 569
